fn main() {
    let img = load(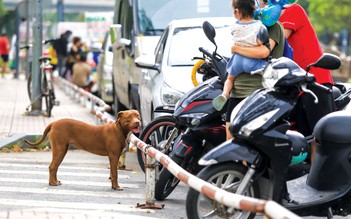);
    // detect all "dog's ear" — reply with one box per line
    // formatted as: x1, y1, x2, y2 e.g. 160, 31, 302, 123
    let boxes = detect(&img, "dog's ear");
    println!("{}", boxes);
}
117, 111, 124, 121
